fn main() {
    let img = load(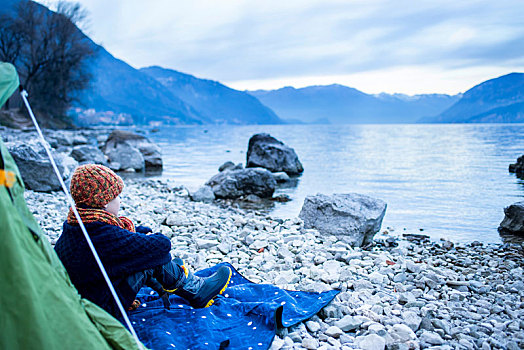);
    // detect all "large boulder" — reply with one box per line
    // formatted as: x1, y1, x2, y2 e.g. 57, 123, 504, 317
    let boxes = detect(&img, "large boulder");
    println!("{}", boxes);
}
7, 140, 78, 192
70, 145, 108, 165
509, 155, 524, 176
246, 133, 303, 175
103, 141, 145, 171
299, 193, 387, 247
102, 130, 162, 170
498, 202, 524, 235
205, 167, 276, 199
